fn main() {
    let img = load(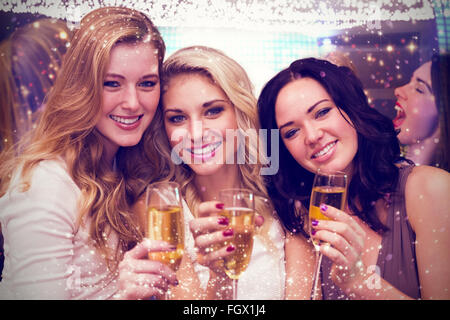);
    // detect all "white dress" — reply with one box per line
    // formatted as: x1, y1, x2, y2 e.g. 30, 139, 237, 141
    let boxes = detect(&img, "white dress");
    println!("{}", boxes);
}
0, 159, 119, 299
182, 201, 286, 300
